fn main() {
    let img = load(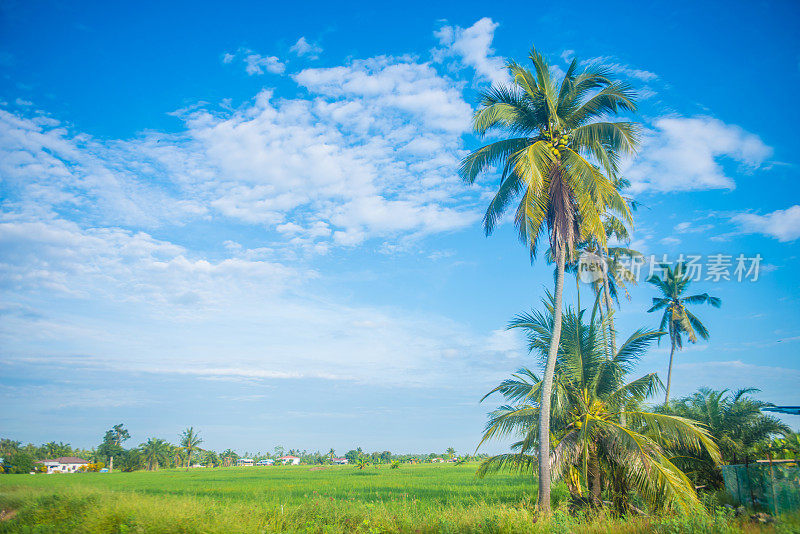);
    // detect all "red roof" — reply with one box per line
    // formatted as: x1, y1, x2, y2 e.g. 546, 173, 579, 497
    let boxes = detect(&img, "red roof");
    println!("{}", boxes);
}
278, 455, 299, 459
